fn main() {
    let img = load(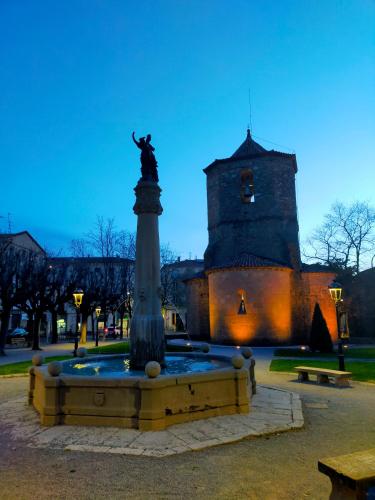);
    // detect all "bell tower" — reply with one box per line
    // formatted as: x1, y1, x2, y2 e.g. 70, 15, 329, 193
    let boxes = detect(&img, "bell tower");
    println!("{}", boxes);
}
203, 129, 301, 270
